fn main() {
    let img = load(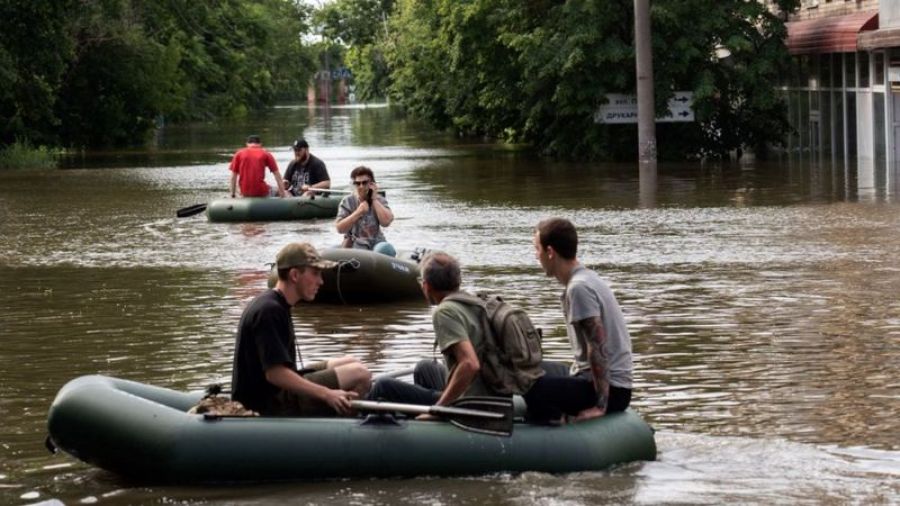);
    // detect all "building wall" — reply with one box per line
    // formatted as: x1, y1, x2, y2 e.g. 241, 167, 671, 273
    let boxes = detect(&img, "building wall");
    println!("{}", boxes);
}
882, 2, 900, 27
792, 0, 878, 21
